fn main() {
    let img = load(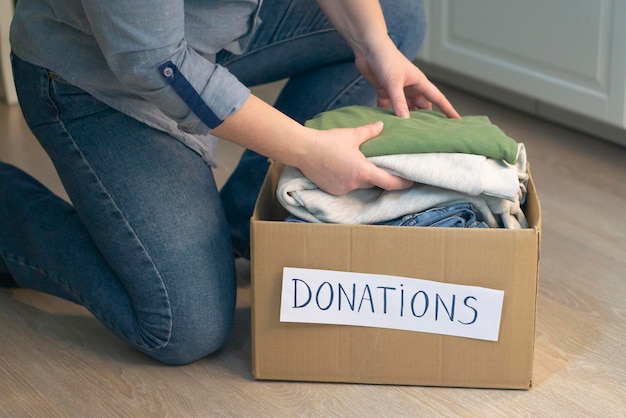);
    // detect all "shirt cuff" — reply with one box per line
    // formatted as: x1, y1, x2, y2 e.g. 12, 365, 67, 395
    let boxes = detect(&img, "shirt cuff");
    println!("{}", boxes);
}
159, 60, 250, 135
